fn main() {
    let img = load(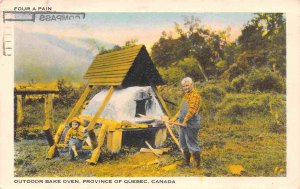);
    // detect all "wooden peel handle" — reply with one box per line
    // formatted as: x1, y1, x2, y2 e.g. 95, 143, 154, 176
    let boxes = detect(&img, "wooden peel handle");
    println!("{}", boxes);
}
138, 114, 186, 127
